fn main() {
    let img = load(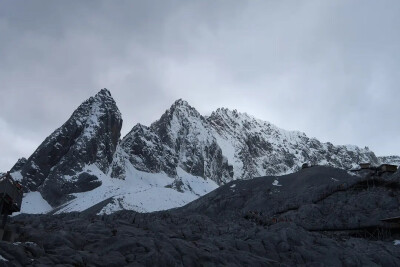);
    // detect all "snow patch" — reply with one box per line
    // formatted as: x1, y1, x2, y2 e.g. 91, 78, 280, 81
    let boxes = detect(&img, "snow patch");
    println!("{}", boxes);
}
13, 241, 38, 247
347, 171, 359, 177
272, 180, 282, 187
10, 171, 23, 181
15, 192, 52, 215
176, 168, 218, 196
394, 240, 400, 246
